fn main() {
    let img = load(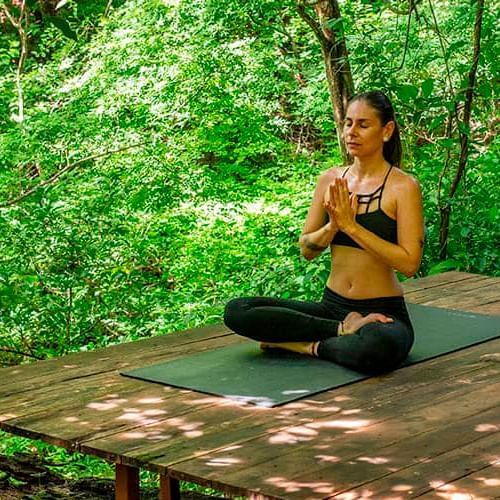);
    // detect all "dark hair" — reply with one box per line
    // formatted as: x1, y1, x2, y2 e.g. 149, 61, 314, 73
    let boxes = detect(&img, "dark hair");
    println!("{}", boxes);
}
348, 91, 402, 168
